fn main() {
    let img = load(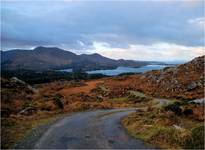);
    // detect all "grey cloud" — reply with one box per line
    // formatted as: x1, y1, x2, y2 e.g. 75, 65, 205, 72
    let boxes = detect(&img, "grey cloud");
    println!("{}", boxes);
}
1, 0, 204, 51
